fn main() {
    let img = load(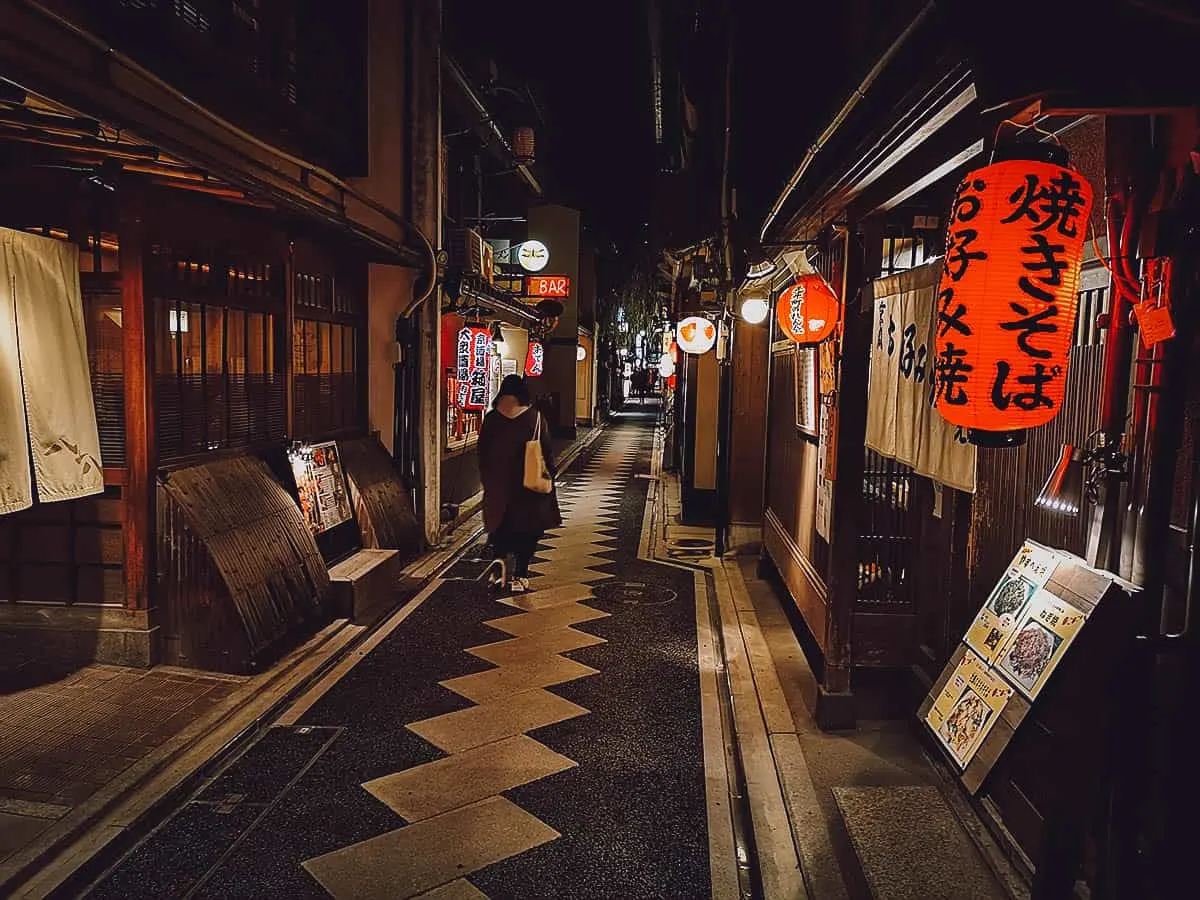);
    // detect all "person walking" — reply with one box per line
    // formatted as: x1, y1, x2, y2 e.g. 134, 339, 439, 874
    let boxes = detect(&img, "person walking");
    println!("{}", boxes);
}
479, 374, 562, 593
